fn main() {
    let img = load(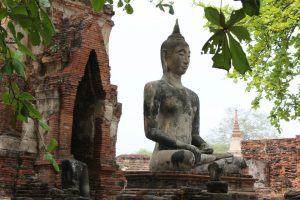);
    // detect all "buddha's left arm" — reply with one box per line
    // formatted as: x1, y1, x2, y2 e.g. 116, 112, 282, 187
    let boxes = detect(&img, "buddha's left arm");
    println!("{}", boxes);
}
191, 95, 213, 154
